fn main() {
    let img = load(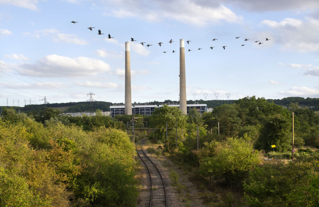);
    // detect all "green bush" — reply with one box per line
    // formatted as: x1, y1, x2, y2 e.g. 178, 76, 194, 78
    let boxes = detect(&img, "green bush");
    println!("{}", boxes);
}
0, 110, 138, 207
244, 162, 316, 207
199, 138, 261, 185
